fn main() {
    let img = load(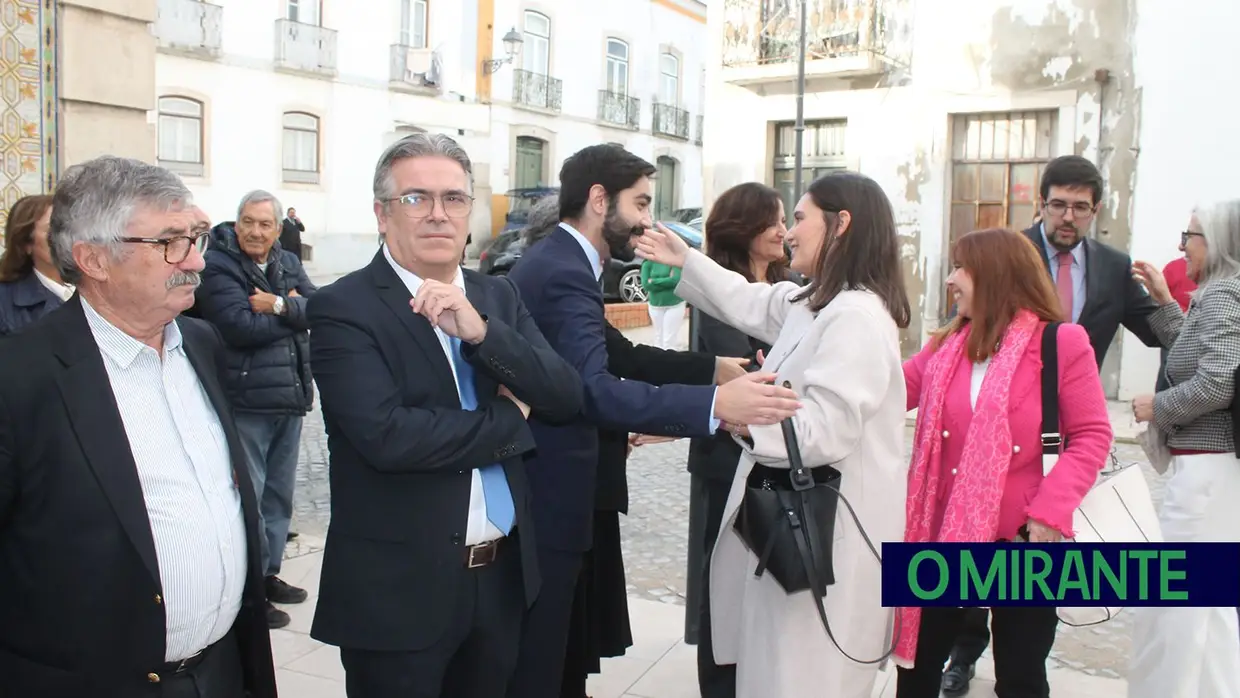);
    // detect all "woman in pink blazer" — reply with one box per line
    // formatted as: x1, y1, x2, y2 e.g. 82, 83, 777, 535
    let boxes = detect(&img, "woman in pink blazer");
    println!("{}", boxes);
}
894, 228, 1113, 698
